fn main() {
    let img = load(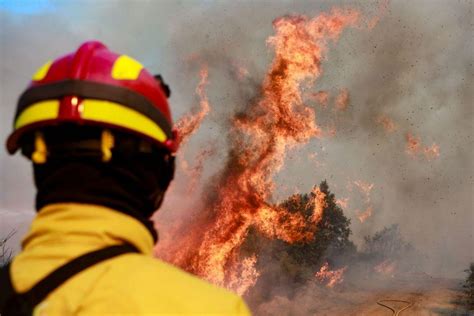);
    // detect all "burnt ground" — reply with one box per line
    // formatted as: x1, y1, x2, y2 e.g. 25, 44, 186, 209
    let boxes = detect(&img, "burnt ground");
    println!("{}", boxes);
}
254, 273, 471, 315
347, 285, 467, 315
